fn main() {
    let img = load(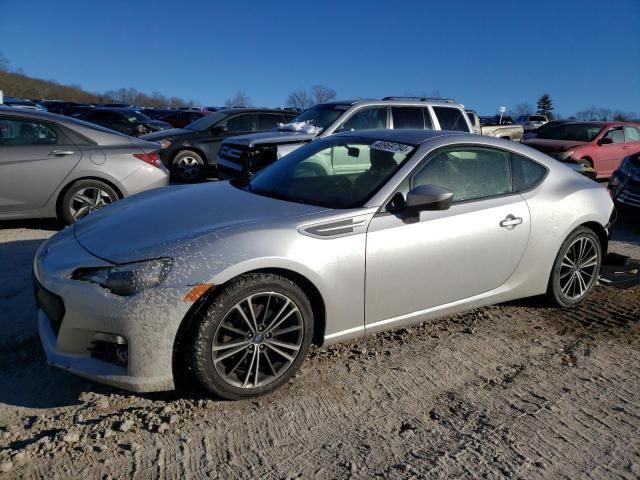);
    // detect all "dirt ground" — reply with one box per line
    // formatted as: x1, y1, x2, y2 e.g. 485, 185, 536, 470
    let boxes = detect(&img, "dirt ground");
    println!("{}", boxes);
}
0, 216, 638, 479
